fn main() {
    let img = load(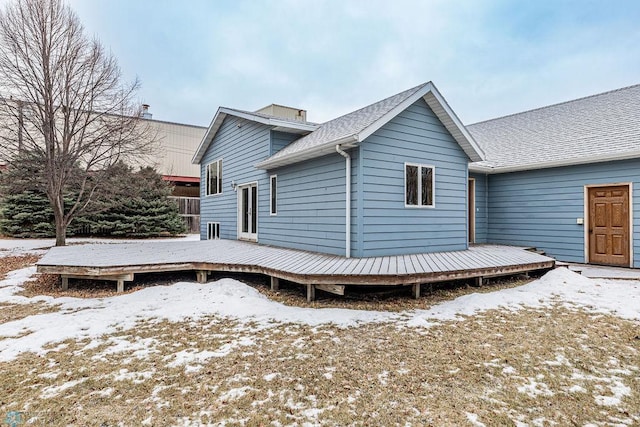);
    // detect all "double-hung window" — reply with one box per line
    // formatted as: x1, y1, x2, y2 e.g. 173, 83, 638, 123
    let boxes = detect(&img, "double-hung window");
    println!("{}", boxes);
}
405, 163, 435, 207
206, 159, 222, 196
